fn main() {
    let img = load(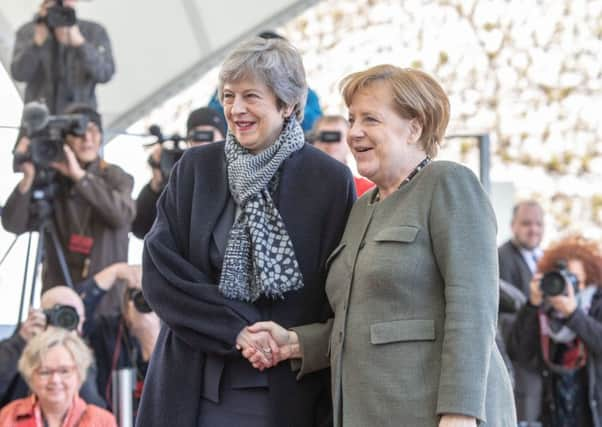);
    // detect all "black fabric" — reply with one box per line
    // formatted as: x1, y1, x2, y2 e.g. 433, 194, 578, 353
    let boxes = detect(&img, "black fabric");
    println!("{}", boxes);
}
131, 183, 161, 240
136, 142, 355, 427
499, 239, 543, 422
87, 314, 146, 416
508, 290, 602, 427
